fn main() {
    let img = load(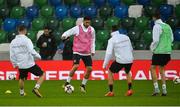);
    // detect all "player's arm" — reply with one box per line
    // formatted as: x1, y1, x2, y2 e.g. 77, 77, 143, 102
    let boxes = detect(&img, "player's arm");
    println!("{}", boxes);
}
36, 36, 43, 48
150, 25, 161, 52
61, 26, 78, 40
26, 39, 41, 59
102, 39, 114, 69
9, 45, 18, 68
91, 27, 96, 56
